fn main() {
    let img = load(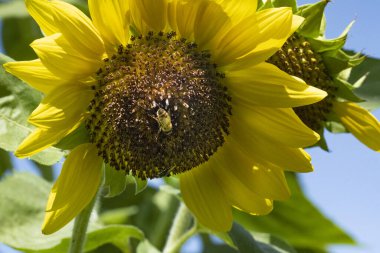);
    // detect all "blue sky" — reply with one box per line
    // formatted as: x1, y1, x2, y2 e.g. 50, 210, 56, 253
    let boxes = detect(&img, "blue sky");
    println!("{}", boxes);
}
1, 1, 380, 253
297, 1, 380, 253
